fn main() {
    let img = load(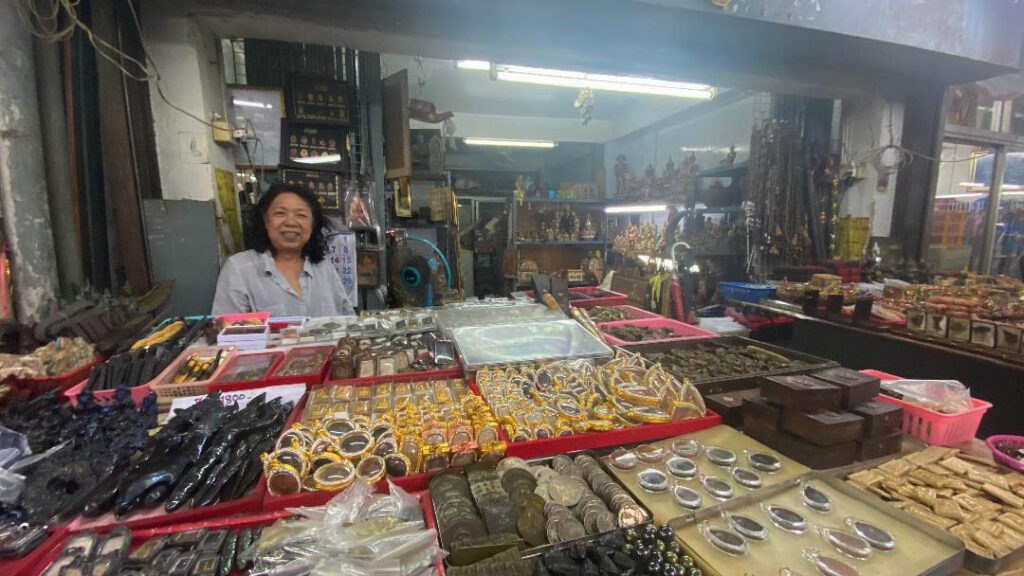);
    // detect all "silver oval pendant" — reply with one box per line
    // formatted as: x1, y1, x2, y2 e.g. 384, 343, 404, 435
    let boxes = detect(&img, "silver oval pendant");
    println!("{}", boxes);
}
672, 485, 702, 509
844, 517, 895, 550
818, 527, 872, 560
731, 466, 763, 488
802, 484, 833, 512
701, 473, 734, 500
666, 456, 698, 479
724, 512, 769, 542
638, 468, 669, 492
802, 548, 860, 576
705, 445, 737, 467
672, 438, 700, 458
745, 449, 782, 472
762, 503, 806, 533
699, 522, 748, 556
